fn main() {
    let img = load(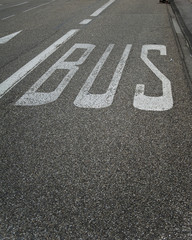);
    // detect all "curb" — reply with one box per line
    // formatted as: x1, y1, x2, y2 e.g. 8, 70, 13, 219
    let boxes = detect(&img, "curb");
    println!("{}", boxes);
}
171, 0, 192, 53
167, 2, 192, 90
